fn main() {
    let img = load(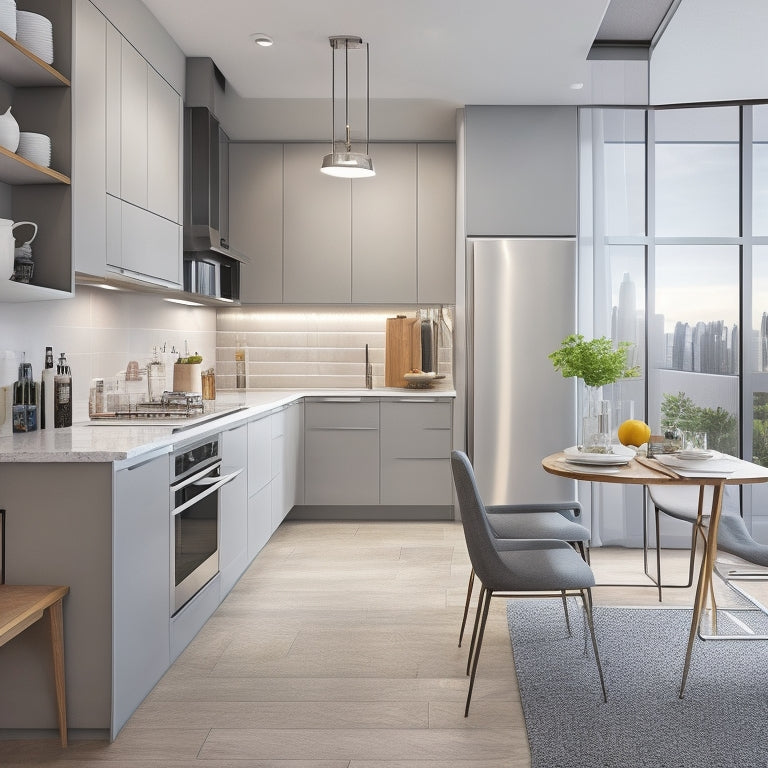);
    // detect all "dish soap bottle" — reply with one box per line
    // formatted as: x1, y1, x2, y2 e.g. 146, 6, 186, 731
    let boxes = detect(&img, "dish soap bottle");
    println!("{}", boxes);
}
54, 352, 72, 428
